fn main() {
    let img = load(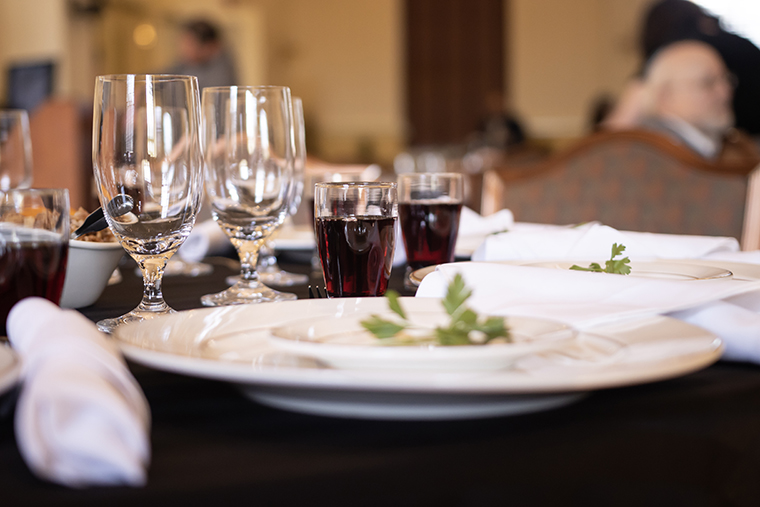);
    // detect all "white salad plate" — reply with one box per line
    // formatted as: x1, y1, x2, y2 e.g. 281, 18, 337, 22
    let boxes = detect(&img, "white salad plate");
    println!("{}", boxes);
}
0, 345, 21, 396
523, 260, 731, 280
269, 311, 575, 372
115, 297, 722, 420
